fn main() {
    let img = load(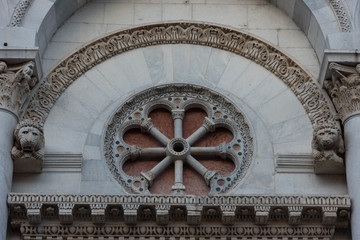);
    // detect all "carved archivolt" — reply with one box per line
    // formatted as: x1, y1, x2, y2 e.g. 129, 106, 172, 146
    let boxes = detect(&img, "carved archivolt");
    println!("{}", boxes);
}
23, 22, 338, 138
9, 0, 34, 27
328, 0, 352, 32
